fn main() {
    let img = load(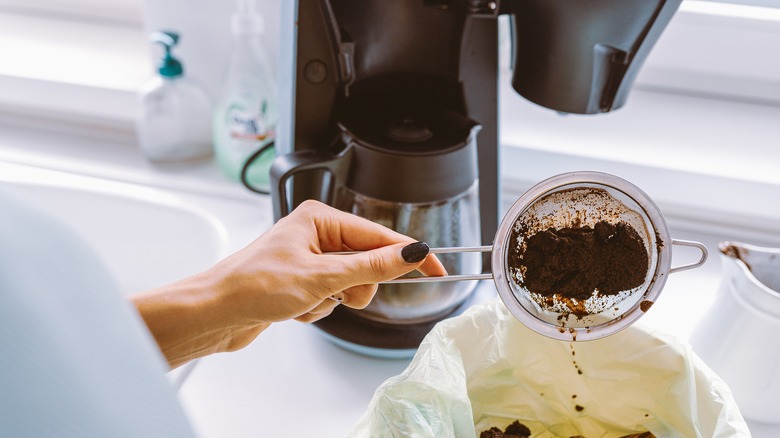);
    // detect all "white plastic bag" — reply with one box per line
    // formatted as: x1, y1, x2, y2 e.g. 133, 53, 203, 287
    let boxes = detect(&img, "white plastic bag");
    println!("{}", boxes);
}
348, 300, 750, 438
